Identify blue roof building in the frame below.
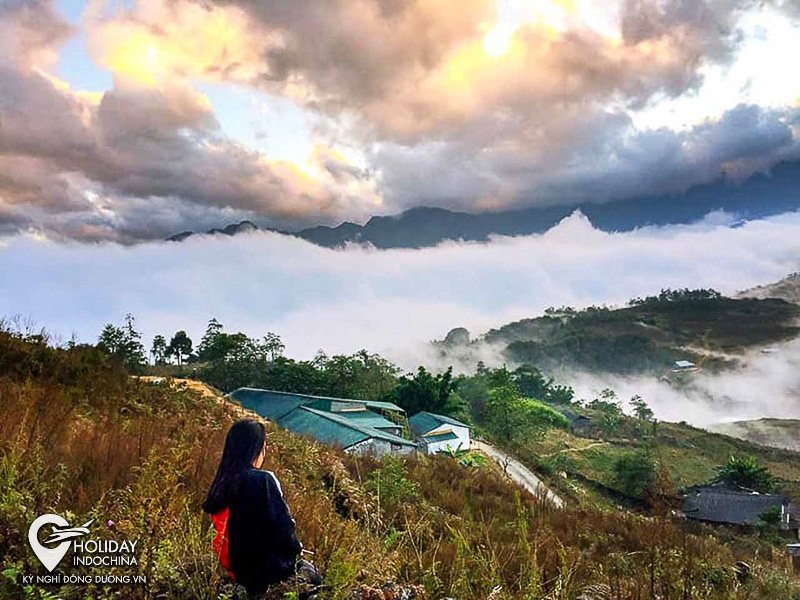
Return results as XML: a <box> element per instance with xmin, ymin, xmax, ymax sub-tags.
<box><xmin>228</xmin><ymin>388</ymin><xmax>415</xmax><ymax>456</ymax></box>
<box><xmin>409</xmin><ymin>411</ymin><xmax>471</xmax><ymax>454</ymax></box>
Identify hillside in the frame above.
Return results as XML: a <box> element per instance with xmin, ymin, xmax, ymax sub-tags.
<box><xmin>711</xmin><ymin>419</ymin><xmax>800</xmax><ymax>452</ymax></box>
<box><xmin>738</xmin><ymin>273</ymin><xmax>800</xmax><ymax>305</ymax></box>
<box><xmin>448</xmin><ymin>292</ymin><xmax>800</xmax><ymax>374</ymax></box>
<box><xmin>166</xmin><ymin>160</ymin><xmax>800</xmax><ymax>248</ymax></box>
<box><xmin>518</xmin><ymin>413</ymin><xmax>800</xmax><ymax>508</ymax></box>
<box><xmin>2</xmin><ymin>328</ymin><xmax>799</xmax><ymax>598</ymax></box>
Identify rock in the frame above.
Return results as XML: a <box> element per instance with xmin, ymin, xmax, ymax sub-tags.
<box><xmin>443</xmin><ymin>327</ymin><xmax>470</xmax><ymax>346</ymax></box>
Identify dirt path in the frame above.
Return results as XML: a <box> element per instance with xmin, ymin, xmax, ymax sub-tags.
<box><xmin>472</xmin><ymin>440</ymin><xmax>564</xmax><ymax>508</ymax></box>
<box><xmin>133</xmin><ymin>376</ymin><xmax>256</xmax><ymax>419</ymax></box>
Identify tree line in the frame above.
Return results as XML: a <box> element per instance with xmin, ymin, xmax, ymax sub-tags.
<box><xmin>94</xmin><ymin>315</ymin><xmax>582</xmax><ymax>435</ymax></box>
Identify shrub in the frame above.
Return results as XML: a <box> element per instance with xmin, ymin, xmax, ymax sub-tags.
<box><xmin>613</xmin><ymin>450</ymin><xmax>656</xmax><ymax>499</ymax></box>
<box><xmin>715</xmin><ymin>456</ymin><xmax>776</xmax><ymax>493</ymax></box>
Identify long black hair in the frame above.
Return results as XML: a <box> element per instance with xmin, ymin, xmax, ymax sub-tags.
<box><xmin>202</xmin><ymin>419</ymin><xmax>266</xmax><ymax>514</ymax></box>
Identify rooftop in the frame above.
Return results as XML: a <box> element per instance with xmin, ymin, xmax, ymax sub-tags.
<box><xmin>277</xmin><ymin>406</ymin><xmax>416</xmax><ymax>450</ymax></box>
<box><xmin>409</xmin><ymin>411</ymin><xmax>470</xmax><ymax>436</ymax></box>
<box><xmin>422</xmin><ymin>431</ymin><xmax>459</xmax><ymax>444</ymax></box>
<box><xmin>228</xmin><ymin>387</ymin><xmax>405</xmax><ymax>421</ymax></box>
<box><xmin>336</xmin><ymin>408</ymin><xmax>402</xmax><ymax>431</ymax></box>
<box><xmin>682</xmin><ymin>486</ymin><xmax>790</xmax><ymax>526</ymax></box>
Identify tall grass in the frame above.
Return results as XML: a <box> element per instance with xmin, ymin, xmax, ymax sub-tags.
<box><xmin>0</xmin><ymin>329</ymin><xmax>798</xmax><ymax>599</ymax></box>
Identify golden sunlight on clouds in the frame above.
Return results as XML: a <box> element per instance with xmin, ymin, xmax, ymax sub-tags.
<box><xmin>482</xmin><ymin>0</ymin><xmax>577</xmax><ymax>58</ymax></box>
<box><xmin>89</xmin><ymin>0</ymin><xmax>263</xmax><ymax>87</ymax></box>
<box><xmin>103</xmin><ymin>31</ymin><xmax>163</xmax><ymax>86</ymax></box>
<box><xmin>482</xmin><ymin>23</ymin><xmax>517</xmax><ymax>57</ymax></box>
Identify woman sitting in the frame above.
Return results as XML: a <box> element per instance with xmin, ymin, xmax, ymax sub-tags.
<box><xmin>203</xmin><ymin>419</ymin><xmax>320</xmax><ymax>596</ymax></box>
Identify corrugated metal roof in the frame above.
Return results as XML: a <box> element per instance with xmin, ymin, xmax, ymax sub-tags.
<box><xmin>409</xmin><ymin>411</ymin><xmax>469</xmax><ymax>435</ymax></box>
<box><xmin>277</xmin><ymin>406</ymin><xmax>416</xmax><ymax>449</ymax></box>
<box><xmin>228</xmin><ymin>388</ymin><xmax>404</xmax><ymax>417</ymax></box>
<box><xmin>423</xmin><ymin>431</ymin><xmax>458</xmax><ymax>443</ymax></box>
<box><xmin>338</xmin><ymin>409</ymin><xmax>402</xmax><ymax>431</ymax></box>
<box><xmin>682</xmin><ymin>486</ymin><xmax>789</xmax><ymax>526</ymax></box>
<box><xmin>277</xmin><ymin>407</ymin><xmax>371</xmax><ymax>449</ymax></box>
<box><xmin>228</xmin><ymin>388</ymin><xmax>309</xmax><ymax>420</ymax></box>
<box><xmin>363</xmin><ymin>399</ymin><xmax>407</xmax><ymax>412</ymax></box>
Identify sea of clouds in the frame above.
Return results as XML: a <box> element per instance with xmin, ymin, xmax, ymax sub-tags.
<box><xmin>2</xmin><ymin>210</ymin><xmax>800</xmax><ymax>425</ymax></box>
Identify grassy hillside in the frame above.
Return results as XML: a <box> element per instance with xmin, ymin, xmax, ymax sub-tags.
<box><xmin>1</xmin><ymin>329</ymin><xmax>799</xmax><ymax>599</ymax></box>
<box><xmin>517</xmin><ymin>416</ymin><xmax>800</xmax><ymax>508</ymax></box>
<box><xmin>482</xmin><ymin>293</ymin><xmax>800</xmax><ymax>374</ymax></box>
<box><xmin>711</xmin><ymin>419</ymin><xmax>800</xmax><ymax>453</ymax></box>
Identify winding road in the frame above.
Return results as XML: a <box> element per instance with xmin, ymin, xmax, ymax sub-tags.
<box><xmin>472</xmin><ymin>440</ymin><xmax>564</xmax><ymax>508</ymax></box>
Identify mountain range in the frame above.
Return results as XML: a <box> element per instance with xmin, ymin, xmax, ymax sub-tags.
<box><xmin>168</xmin><ymin>159</ymin><xmax>800</xmax><ymax>248</ymax></box>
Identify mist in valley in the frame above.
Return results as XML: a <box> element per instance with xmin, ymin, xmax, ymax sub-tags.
<box><xmin>2</xmin><ymin>210</ymin><xmax>800</xmax><ymax>429</ymax></box>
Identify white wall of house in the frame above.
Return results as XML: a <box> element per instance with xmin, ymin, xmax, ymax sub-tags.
<box><xmin>423</xmin><ymin>424</ymin><xmax>470</xmax><ymax>454</ymax></box>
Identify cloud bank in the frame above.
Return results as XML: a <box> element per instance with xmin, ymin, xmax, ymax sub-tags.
<box><xmin>1</xmin><ymin>210</ymin><xmax>798</xmax><ymax>356</ymax></box>
<box><xmin>567</xmin><ymin>339</ymin><xmax>800</xmax><ymax>427</ymax></box>
<box><xmin>3</xmin><ymin>210</ymin><xmax>800</xmax><ymax>426</ymax></box>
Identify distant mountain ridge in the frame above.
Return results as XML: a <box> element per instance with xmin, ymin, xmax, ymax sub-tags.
<box><xmin>168</xmin><ymin>160</ymin><xmax>800</xmax><ymax>248</ymax></box>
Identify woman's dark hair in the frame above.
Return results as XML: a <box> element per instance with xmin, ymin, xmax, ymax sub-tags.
<box><xmin>202</xmin><ymin>419</ymin><xmax>266</xmax><ymax>514</ymax></box>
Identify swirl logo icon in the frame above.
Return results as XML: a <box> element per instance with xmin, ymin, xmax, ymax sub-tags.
<box><xmin>28</xmin><ymin>514</ymin><xmax>94</xmax><ymax>572</ymax></box>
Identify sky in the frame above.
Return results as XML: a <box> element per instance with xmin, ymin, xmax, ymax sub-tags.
<box><xmin>1</xmin><ymin>0</ymin><xmax>800</xmax><ymax>241</ymax></box>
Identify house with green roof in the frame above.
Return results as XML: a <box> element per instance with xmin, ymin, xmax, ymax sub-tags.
<box><xmin>227</xmin><ymin>388</ymin><xmax>415</xmax><ymax>456</ymax></box>
<box><xmin>278</xmin><ymin>406</ymin><xmax>416</xmax><ymax>455</ymax></box>
<box><xmin>409</xmin><ymin>411</ymin><xmax>471</xmax><ymax>454</ymax></box>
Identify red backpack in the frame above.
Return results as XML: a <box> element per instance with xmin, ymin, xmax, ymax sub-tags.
<box><xmin>211</xmin><ymin>508</ymin><xmax>234</xmax><ymax>579</ymax></box>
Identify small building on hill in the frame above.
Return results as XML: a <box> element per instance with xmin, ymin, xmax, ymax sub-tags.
<box><xmin>672</xmin><ymin>360</ymin><xmax>697</xmax><ymax>372</ymax></box>
<box><xmin>228</xmin><ymin>388</ymin><xmax>414</xmax><ymax>456</ymax></box>
<box><xmin>557</xmin><ymin>408</ymin><xmax>595</xmax><ymax>436</ymax></box>
<box><xmin>681</xmin><ymin>485</ymin><xmax>798</xmax><ymax>533</ymax></box>
<box><xmin>409</xmin><ymin>411</ymin><xmax>471</xmax><ymax>454</ymax></box>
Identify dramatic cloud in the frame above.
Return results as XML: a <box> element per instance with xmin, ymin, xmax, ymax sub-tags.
<box><xmin>1</xmin><ymin>0</ymin><xmax>800</xmax><ymax>238</ymax></box>
<box><xmin>0</xmin><ymin>0</ymin><xmax>383</xmax><ymax>241</ymax></box>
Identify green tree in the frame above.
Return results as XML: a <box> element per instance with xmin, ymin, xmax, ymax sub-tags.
<box><xmin>715</xmin><ymin>456</ymin><xmax>775</xmax><ymax>493</ymax></box>
<box><xmin>455</xmin><ymin>373</ymin><xmax>491</xmax><ymax>422</ymax></box>
<box><xmin>392</xmin><ymin>366</ymin><xmax>455</xmax><ymax>415</ymax></box>
<box><xmin>486</xmin><ymin>385</ymin><xmax>568</xmax><ymax>443</ymax></box>
<box><xmin>512</xmin><ymin>364</ymin><xmax>575</xmax><ymax>404</ymax></box>
<box><xmin>97</xmin><ymin>314</ymin><xmax>146</xmax><ymax>373</ymax></box>
<box><xmin>588</xmin><ymin>389</ymin><xmax>623</xmax><ymax>436</ymax></box>
<box><xmin>321</xmin><ymin>350</ymin><xmax>399</xmax><ymax>400</ymax></box>
<box><xmin>150</xmin><ymin>334</ymin><xmax>168</xmax><ymax>365</ymax></box>
<box><xmin>613</xmin><ymin>450</ymin><xmax>656</xmax><ymax>499</ymax></box>
<box><xmin>262</xmin><ymin>332</ymin><xmax>285</xmax><ymax>361</ymax></box>
<box><xmin>630</xmin><ymin>395</ymin><xmax>654</xmax><ymax>421</ymax></box>
<box><xmin>196</xmin><ymin>318</ymin><xmax>224</xmax><ymax>362</ymax></box>
<box><xmin>167</xmin><ymin>331</ymin><xmax>193</xmax><ymax>367</ymax></box>
<box><xmin>512</xmin><ymin>365</ymin><xmax>550</xmax><ymax>399</ymax></box>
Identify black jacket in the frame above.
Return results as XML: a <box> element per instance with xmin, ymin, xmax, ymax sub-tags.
<box><xmin>213</xmin><ymin>468</ymin><xmax>302</xmax><ymax>593</ymax></box>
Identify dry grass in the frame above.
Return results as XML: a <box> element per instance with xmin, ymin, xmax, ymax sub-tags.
<box><xmin>1</xmin><ymin>330</ymin><xmax>798</xmax><ymax>599</ymax></box>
